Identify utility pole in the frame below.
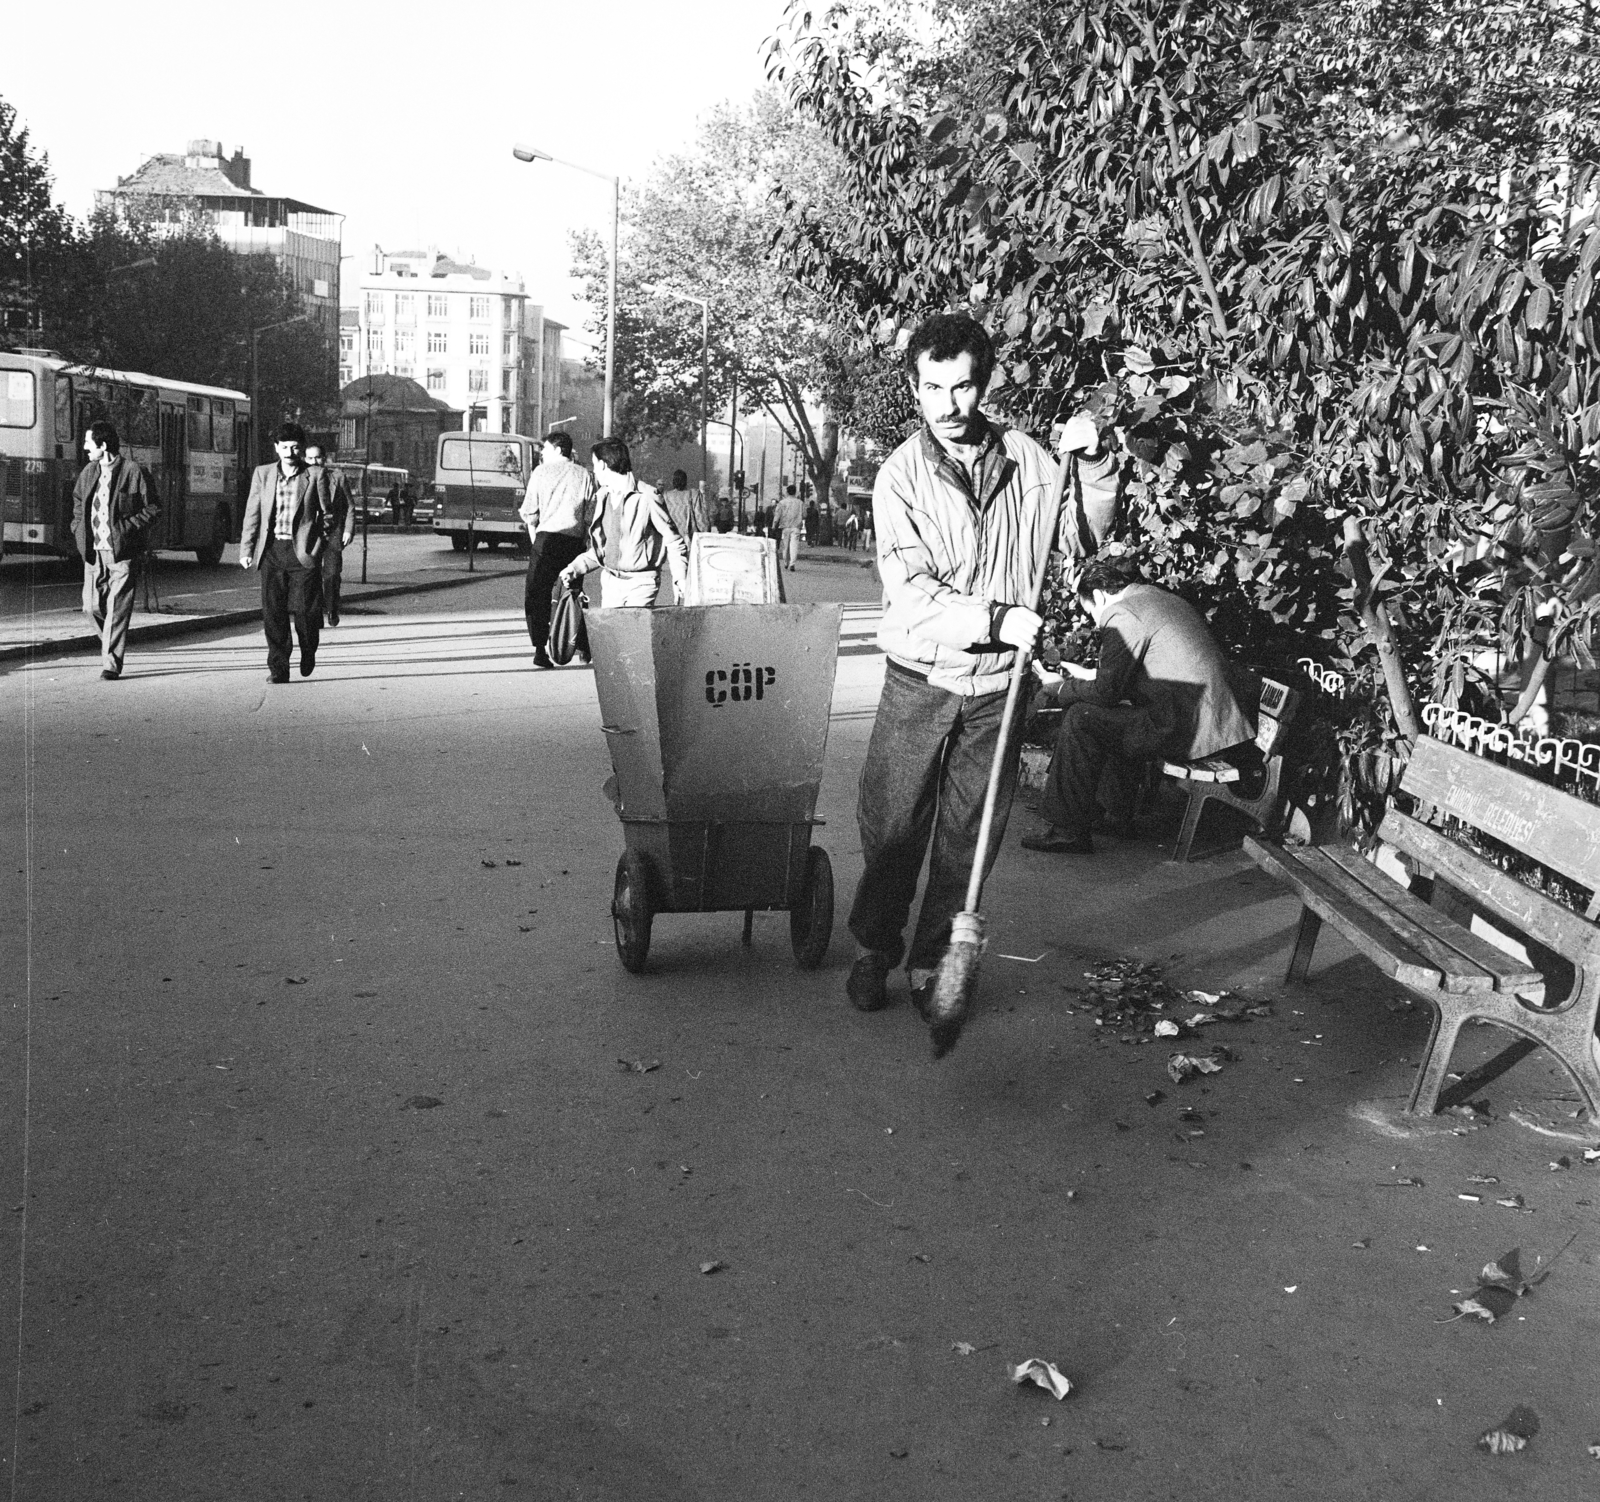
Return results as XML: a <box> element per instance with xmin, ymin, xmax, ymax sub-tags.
<box><xmin>729</xmin><ymin>366</ymin><xmax>740</xmax><ymax>531</ymax></box>
<box><xmin>360</xmin><ymin>382</ymin><xmax>378</xmax><ymax>583</ymax></box>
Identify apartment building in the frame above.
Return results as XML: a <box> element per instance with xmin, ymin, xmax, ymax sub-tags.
<box><xmin>342</xmin><ymin>249</ymin><xmax>563</xmax><ymax>438</ymax></box>
<box><xmin>98</xmin><ymin>140</ymin><xmax>341</xmax><ymax>336</ymax></box>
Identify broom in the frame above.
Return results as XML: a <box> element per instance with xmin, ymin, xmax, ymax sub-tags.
<box><xmin>926</xmin><ymin>458</ymin><xmax>1072</xmax><ymax>1060</ymax></box>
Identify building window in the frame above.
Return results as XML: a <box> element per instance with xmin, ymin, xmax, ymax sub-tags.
<box><xmin>394</xmin><ymin>293</ymin><xmax>415</xmax><ymax>324</ymax></box>
<box><xmin>339</xmin><ymin>366</ymin><xmax>352</xmax><ymax>386</ymax></box>
<box><xmin>501</xmin><ymin>369</ymin><xmax>515</xmax><ymax>398</ymax></box>
<box><xmin>468</xmin><ymin>369</ymin><xmax>489</xmax><ymax>393</ymax></box>
<box><xmin>366</xmin><ymin>329</ymin><xmax>384</xmax><ymax>357</ymax></box>
<box><xmin>502</xmin><ymin>331</ymin><xmax>516</xmax><ymax>357</ymax></box>
<box><xmin>427</xmin><ymin>330</ymin><xmax>447</xmax><ymax>354</ymax></box>
<box><xmin>364</xmin><ymin>292</ymin><xmax>385</xmax><ymax>322</ymax></box>
<box><xmin>427</xmin><ymin>293</ymin><xmax>448</xmax><ymax>319</ymax></box>
<box><xmin>469</xmin><ymin>296</ymin><xmax>491</xmax><ymax>320</ymax></box>
<box><xmin>395</xmin><ymin>330</ymin><xmax>415</xmax><ymax>356</ymax></box>
<box><xmin>469</xmin><ymin>333</ymin><xmax>489</xmax><ymax>356</ymax></box>
<box><xmin>339</xmin><ymin>332</ymin><xmax>354</xmax><ymax>358</ymax></box>
<box><xmin>394</xmin><ymin>364</ymin><xmax>415</xmax><ymax>378</ymax></box>
<box><xmin>426</xmin><ymin>368</ymin><xmax>446</xmax><ymax>391</ymax></box>
<box><xmin>381</xmin><ymin>440</ymin><xmax>396</xmax><ymax>464</ymax></box>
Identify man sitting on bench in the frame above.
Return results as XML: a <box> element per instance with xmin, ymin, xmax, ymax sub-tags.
<box><xmin>1024</xmin><ymin>556</ymin><xmax>1253</xmax><ymax>854</ymax></box>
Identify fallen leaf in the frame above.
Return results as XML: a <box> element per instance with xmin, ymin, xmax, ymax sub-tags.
<box><xmin>888</xmin><ymin>1447</ymin><xmax>908</xmax><ymax>1459</ymax></box>
<box><xmin>481</xmin><ymin>860</ymin><xmax>497</xmax><ymax>868</ymax></box>
<box><xmin>505</xmin><ymin>859</ymin><xmax>522</xmax><ymax>866</ymax></box>
<box><xmin>615</xmin><ymin>1058</ymin><xmax>661</xmax><ymax>1074</ymax></box>
<box><xmin>1481</xmin><ymin>1250</ymin><xmax>1528</xmax><ymax>1295</ymax></box>
<box><xmin>1587</xmin><ymin>1442</ymin><xmax>1600</xmax><ymax>1459</ymax></box>
<box><xmin>1467</xmin><ymin>1175</ymin><xmax>1500</xmax><ymax>1185</ymax></box>
<box><xmin>699</xmin><ymin>1260</ymin><xmax>725</xmax><ymax>1275</ymax></box>
<box><xmin>1478</xmin><ymin>1405</ymin><xmax>1539</xmax><ymax>1454</ymax></box>
<box><xmin>1167</xmin><ymin>1051</ymin><xmax>1225</xmax><ymax>1083</ymax></box>
<box><xmin>952</xmin><ymin>1341</ymin><xmax>976</xmax><ymax>1356</ymax></box>
<box><xmin>1378</xmin><ymin>1177</ymin><xmax>1424</xmax><ymax>1187</ymax></box>
<box><xmin>1188</xmin><ymin>989</ymin><xmax>1223</xmax><ymax>1005</ymax></box>
<box><xmin>1583</xmin><ymin>1147</ymin><xmax>1600</xmax><ymax>1163</ymax></box>
<box><xmin>285</xmin><ymin>976</ymin><xmax>308</xmax><ymax>985</ymax></box>
<box><xmin>403</xmin><ymin>1096</ymin><xmax>443</xmax><ymax>1110</ymax></box>
<box><xmin>1154</xmin><ymin>1019</ymin><xmax>1180</xmax><ymax>1038</ymax></box>
<box><xmin>1010</xmin><ymin>1358</ymin><xmax>1072</xmax><ymax>1401</ymax></box>
<box><xmin>1283</xmin><ymin>1285</ymin><xmax>1298</xmax><ymax>1293</ymax></box>
<box><xmin>1549</xmin><ymin>1157</ymin><xmax>1572</xmax><ymax>1171</ymax></box>
<box><xmin>1145</xmin><ymin>1091</ymin><xmax>1165</xmax><ymax>1106</ymax></box>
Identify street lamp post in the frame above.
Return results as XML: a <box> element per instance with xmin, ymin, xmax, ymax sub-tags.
<box><xmin>512</xmin><ymin>144</ymin><xmax>618</xmax><ymax>438</ymax></box>
<box><xmin>644</xmin><ymin>283</ymin><xmax>710</xmax><ymax>502</ymax></box>
<box><xmin>250</xmin><ymin>314</ymin><xmax>312</xmax><ymax>466</ymax></box>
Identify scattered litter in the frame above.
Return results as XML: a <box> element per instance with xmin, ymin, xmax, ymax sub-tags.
<box><xmin>1587</xmin><ymin>1443</ymin><xmax>1600</xmax><ymax>1460</ymax></box>
<box><xmin>1064</xmin><ymin>959</ymin><xmax>1269</xmax><ymax>1040</ymax></box>
<box><xmin>1467</xmin><ymin>1175</ymin><xmax>1500</xmax><ymax>1185</ymax></box>
<box><xmin>1167</xmin><ymin>1048</ymin><xmax>1228</xmax><ymax>1083</ymax></box>
<box><xmin>1584</xmin><ymin>1147</ymin><xmax>1600</xmax><ymax>1163</ymax></box>
<box><xmin>615</xmin><ymin>1058</ymin><xmax>661</xmax><ymax>1074</ymax></box>
<box><xmin>1415</xmin><ymin>1245</ymin><xmax>1430</xmax><ymax>1252</ymax></box>
<box><xmin>1459</xmin><ymin>1193</ymin><xmax>1482</xmax><ymax>1203</ymax></box>
<box><xmin>889</xmin><ymin>1446</ymin><xmax>909</xmax><ymax>1459</ymax></box>
<box><xmin>1283</xmin><ymin>1285</ymin><xmax>1298</xmax><ymax>1293</ymax></box>
<box><xmin>285</xmin><ymin>976</ymin><xmax>308</xmax><ymax>985</ymax></box>
<box><xmin>699</xmin><ymin>1260</ymin><xmax>726</xmax><ymax>1275</ymax></box>
<box><xmin>481</xmin><ymin>860</ymin><xmax>497</xmax><ymax>868</ymax></box>
<box><xmin>1442</xmin><ymin>1249</ymin><xmax>1530</xmax><ymax>1323</ymax></box>
<box><xmin>1496</xmin><ymin>1195</ymin><xmax>1533</xmax><ymax>1213</ymax></box>
<box><xmin>1352</xmin><ymin>1238</ymin><xmax>1370</xmax><ymax>1249</ymax></box>
<box><xmin>403</xmin><ymin>1096</ymin><xmax>443</xmax><ymax>1110</ymax></box>
<box><xmin>1378</xmin><ymin>1177</ymin><xmax>1424</xmax><ymax>1188</ymax></box>
<box><xmin>1145</xmin><ymin>1091</ymin><xmax>1165</xmax><ymax>1106</ymax></box>
<box><xmin>505</xmin><ymin>859</ymin><xmax>522</xmax><ymax>867</ymax></box>
<box><xmin>1549</xmin><ymin>1157</ymin><xmax>1572</xmax><ymax>1171</ymax></box>
<box><xmin>1010</xmin><ymin>1358</ymin><xmax>1072</xmax><ymax>1401</ymax></box>
<box><xmin>952</xmin><ymin>1341</ymin><xmax>977</xmax><ymax>1356</ymax></box>
<box><xmin>998</xmin><ymin>952</ymin><xmax>1047</xmax><ymax>963</ymax></box>
<box><xmin>1477</xmin><ymin>1406</ymin><xmax>1539</xmax><ymax>1455</ymax></box>
<box><xmin>1184</xmin><ymin>1012</ymin><xmax>1219</xmax><ymax>1028</ymax></box>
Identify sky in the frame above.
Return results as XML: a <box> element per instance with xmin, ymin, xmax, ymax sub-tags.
<box><xmin>3</xmin><ymin>0</ymin><xmax>785</xmax><ymax>348</ymax></box>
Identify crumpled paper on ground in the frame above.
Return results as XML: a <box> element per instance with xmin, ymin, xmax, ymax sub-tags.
<box><xmin>1010</xmin><ymin>1358</ymin><xmax>1072</xmax><ymax>1400</ymax></box>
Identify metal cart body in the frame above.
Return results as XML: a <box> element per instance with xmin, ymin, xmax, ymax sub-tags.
<box><xmin>587</xmin><ymin>602</ymin><xmax>843</xmax><ymax>969</ymax></box>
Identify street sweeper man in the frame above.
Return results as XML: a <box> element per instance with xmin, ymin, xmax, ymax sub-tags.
<box><xmin>845</xmin><ymin>311</ymin><xmax>1120</xmax><ymax>1021</ymax></box>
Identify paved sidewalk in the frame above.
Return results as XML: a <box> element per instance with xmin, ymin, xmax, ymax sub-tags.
<box><xmin>0</xmin><ymin>534</ymin><xmax>524</xmax><ymax>664</ymax></box>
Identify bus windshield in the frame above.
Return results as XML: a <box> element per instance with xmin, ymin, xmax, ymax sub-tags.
<box><xmin>438</xmin><ymin>436</ymin><xmax>529</xmax><ymax>482</ymax></box>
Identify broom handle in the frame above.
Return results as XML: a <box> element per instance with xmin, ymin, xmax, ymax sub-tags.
<box><xmin>959</xmin><ymin>456</ymin><xmax>1072</xmax><ymax>913</ymax></box>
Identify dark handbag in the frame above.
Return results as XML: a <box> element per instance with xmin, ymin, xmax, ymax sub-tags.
<box><xmin>548</xmin><ymin>582</ymin><xmax>590</xmax><ymax>665</ymax></box>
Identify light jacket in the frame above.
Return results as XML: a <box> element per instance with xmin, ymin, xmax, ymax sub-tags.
<box><xmin>239</xmin><ymin>463</ymin><xmax>333</xmax><ymax>569</ymax></box>
<box><xmin>872</xmin><ymin>420</ymin><xmax>1119</xmax><ymax>695</ymax></box>
<box><xmin>570</xmin><ymin>479</ymin><xmax>690</xmax><ymax>591</ymax></box>
<box><xmin>70</xmin><ymin>456</ymin><xmax>161</xmax><ymax>562</ymax></box>
<box><xmin>520</xmin><ymin>454</ymin><xmax>596</xmax><ymax>539</ymax></box>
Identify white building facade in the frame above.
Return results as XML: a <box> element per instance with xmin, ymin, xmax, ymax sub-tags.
<box><xmin>342</xmin><ymin>249</ymin><xmax>563</xmax><ymax>437</ymax></box>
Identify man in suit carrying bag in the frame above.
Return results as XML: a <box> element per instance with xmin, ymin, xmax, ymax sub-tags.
<box><xmin>239</xmin><ymin>422</ymin><xmax>330</xmax><ymax>683</ymax></box>
<box><xmin>304</xmin><ymin>442</ymin><xmax>355</xmax><ymax>626</ymax></box>
<box><xmin>71</xmin><ymin>419</ymin><xmax>162</xmax><ymax>680</ymax></box>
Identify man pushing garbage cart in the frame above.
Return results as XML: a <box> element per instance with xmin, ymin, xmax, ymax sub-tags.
<box><xmin>845</xmin><ymin>312</ymin><xmax>1120</xmax><ymax>1024</ymax></box>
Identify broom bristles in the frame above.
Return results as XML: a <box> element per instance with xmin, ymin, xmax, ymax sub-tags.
<box><xmin>927</xmin><ymin>910</ymin><xmax>986</xmax><ymax>1059</ymax></box>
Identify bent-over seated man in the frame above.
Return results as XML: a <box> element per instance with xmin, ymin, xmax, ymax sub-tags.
<box><xmin>1024</xmin><ymin>556</ymin><xmax>1252</xmax><ymax>854</ymax></box>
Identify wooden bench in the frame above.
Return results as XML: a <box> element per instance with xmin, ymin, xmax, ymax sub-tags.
<box><xmin>1245</xmin><ymin>735</ymin><xmax>1600</xmax><ymax>1121</ymax></box>
<box><xmin>1166</xmin><ymin>676</ymin><xmax>1301</xmax><ymax>862</ymax></box>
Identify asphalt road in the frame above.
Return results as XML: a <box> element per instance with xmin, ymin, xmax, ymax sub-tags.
<box><xmin>3</xmin><ymin>566</ymin><xmax>1598</xmax><ymax>1500</ymax></box>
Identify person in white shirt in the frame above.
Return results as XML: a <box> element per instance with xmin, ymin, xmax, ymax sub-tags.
<box><xmin>520</xmin><ymin>430</ymin><xmax>598</xmax><ymax>667</ymax></box>
<box><xmin>560</xmin><ymin>438</ymin><xmax>689</xmax><ymax>607</ymax></box>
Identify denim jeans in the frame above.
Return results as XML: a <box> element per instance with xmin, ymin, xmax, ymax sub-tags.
<box><xmin>847</xmin><ymin>662</ymin><xmax>1029</xmax><ymax>972</ymax></box>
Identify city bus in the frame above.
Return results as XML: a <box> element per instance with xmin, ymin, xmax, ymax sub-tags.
<box><xmin>333</xmin><ymin>461</ymin><xmax>411</xmax><ymax>523</ymax></box>
<box><xmin>432</xmin><ymin>431</ymin><xmax>534</xmax><ymax>552</ymax></box>
<box><xmin>0</xmin><ymin>349</ymin><xmax>250</xmax><ymax>564</ymax></box>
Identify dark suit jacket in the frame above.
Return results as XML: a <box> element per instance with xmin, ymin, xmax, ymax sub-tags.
<box><xmin>321</xmin><ymin>469</ymin><xmax>355</xmax><ymax>550</ymax></box>
<box><xmin>240</xmin><ymin>463</ymin><xmax>331</xmax><ymax>568</ymax></box>
<box><xmin>1052</xmin><ymin>583</ymin><xmax>1253</xmax><ymax>760</ymax></box>
<box><xmin>70</xmin><ymin>456</ymin><xmax>162</xmax><ymax>562</ymax></box>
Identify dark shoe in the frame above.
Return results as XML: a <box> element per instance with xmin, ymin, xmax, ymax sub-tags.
<box><xmin>100</xmin><ymin>668</ymin><xmax>120</xmax><ymax>680</ymax></box>
<box><xmin>847</xmin><ymin>952</ymin><xmax>892</xmax><ymax>1012</ymax></box>
<box><xmin>326</xmin><ymin>615</ymin><xmax>339</xmax><ymax>627</ymax></box>
<box><xmin>532</xmin><ymin>647</ymin><xmax>554</xmax><ymax>669</ymax></box>
<box><xmin>299</xmin><ymin>653</ymin><xmax>316</xmax><ymax>678</ymax></box>
<box><xmin>268</xmin><ymin>671</ymin><xmax>289</xmax><ymax>684</ymax></box>
<box><xmin>1021</xmin><ymin>826</ymin><xmax>1095</xmax><ymax>855</ymax></box>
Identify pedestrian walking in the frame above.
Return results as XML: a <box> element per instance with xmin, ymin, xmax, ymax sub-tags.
<box><xmin>520</xmin><ymin>430</ymin><xmax>599</xmax><ymax>668</ymax></box>
<box><xmin>560</xmin><ymin>437</ymin><xmax>689</xmax><ymax>607</ymax></box>
<box><xmin>843</xmin><ymin>510</ymin><xmax>860</xmax><ymax>551</ymax></box>
<box><xmin>305</xmin><ymin>443</ymin><xmax>354</xmax><ymax>627</ymax></box>
<box><xmin>805</xmin><ymin>498</ymin><xmax>820</xmax><ymax>545</ymax></box>
<box><xmin>387</xmin><ymin>483</ymin><xmax>402</xmax><ymax>529</ymax></box>
<box><xmin>70</xmin><ymin>420</ymin><xmax>161</xmax><ymax>680</ymax></box>
<box><xmin>844</xmin><ymin>311</ymin><xmax>1119</xmax><ymax>1016</ymax></box>
<box><xmin>661</xmin><ymin>468</ymin><xmax>707</xmax><ymax>542</ymax></box>
<box><xmin>713</xmin><ymin>492</ymin><xmax>734</xmax><ymax>534</ymax></box>
<box><xmin>774</xmin><ymin>483</ymin><xmax>805</xmax><ymax>572</ymax></box>
<box><xmin>239</xmin><ymin>422</ymin><xmax>332</xmax><ymax>683</ymax></box>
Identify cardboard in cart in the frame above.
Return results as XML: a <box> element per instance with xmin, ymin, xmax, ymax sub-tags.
<box><xmin>587</xmin><ymin>604</ymin><xmax>842</xmax><ymax>823</ymax></box>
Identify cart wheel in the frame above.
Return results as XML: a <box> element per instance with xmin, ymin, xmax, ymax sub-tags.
<box><xmin>789</xmin><ymin>846</ymin><xmax>834</xmax><ymax>969</ymax></box>
<box><xmin>612</xmin><ymin>851</ymin><xmax>653</xmax><ymax>973</ymax></box>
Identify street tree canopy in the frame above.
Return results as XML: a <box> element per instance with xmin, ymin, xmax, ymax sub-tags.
<box><xmin>770</xmin><ymin>0</ymin><xmax>1600</xmax><ymax>821</ymax></box>
<box><xmin>571</xmin><ymin>88</ymin><xmax>885</xmax><ymax>500</ymax></box>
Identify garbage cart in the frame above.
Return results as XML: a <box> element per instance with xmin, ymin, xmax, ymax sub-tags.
<box><xmin>586</xmin><ymin>602</ymin><xmax>843</xmax><ymax>973</ymax></box>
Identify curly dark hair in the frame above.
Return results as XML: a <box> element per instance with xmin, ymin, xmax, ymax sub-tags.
<box><xmin>902</xmin><ymin>312</ymin><xmax>995</xmax><ymax>391</ymax></box>
<box><xmin>1075</xmin><ymin>554</ymin><xmax>1143</xmax><ymax>600</ymax></box>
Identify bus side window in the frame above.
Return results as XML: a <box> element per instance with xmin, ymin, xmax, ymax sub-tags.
<box><xmin>187</xmin><ymin>396</ymin><xmax>211</xmax><ymax>451</ymax></box>
<box><xmin>54</xmin><ymin>375</ymin><xmax>71</xmax><ymax>458</ymax></box>
<box><xmin>212</xmin><ymin>399</ymin><xmax>235</xmax><ymax>453</ymax></box>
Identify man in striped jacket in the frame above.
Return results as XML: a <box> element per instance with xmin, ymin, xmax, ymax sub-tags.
<box><xmin>846</xmin><ymin>312</ymin><xmax>1119</xmax><ymax>1017</ymax></box>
